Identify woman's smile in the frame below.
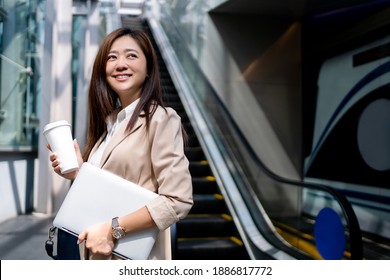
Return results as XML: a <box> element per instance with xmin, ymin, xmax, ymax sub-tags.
<box><xmin>114</xmin><ymin>74</ymin><xmax>132</xmax><ymax>81</ymax></box>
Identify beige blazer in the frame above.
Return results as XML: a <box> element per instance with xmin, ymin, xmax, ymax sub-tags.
<box><xmin>86</xmin><ymin>106</ymin><xmax>193</xmax><ymax>260</ymax></box>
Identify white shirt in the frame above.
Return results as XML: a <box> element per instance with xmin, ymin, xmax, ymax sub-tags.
<box><xmin>89</xmin><ymin>99</ymin><xmax>140</xmax><ymax>166</ymax></box>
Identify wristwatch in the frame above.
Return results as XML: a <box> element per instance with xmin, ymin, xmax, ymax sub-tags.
<box><xmin>111</xmin><ymin>217</ymin><xmax>126</xmax><ymax>240</ymax></box>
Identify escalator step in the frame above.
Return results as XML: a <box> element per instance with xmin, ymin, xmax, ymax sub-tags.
<box><xmin>167</xmin><ymin>101</ymin><xmax>183</xmax><ymax>110</ymax></box>
<box><xmin>177</xmin><ymin>214</ymin><xmax>236</xmax><ymax>238</ymax></box>
<box><xmin>176</xmin><ymin>237</ymin><xmax>249</xmax><ymax>260</ymax></box>
<box><xmin>185</xmin><ymin>147</ymin><xmax>205</xmax><ymax>161</ymax></box>
<box><xmin>161</xmin><ymin>78</ymin><xmax>174</xmax><ymax>87</ymax></box>
<box><xmin>162</xmin><ymin>83</ymin><xmax>176</xmax><ymax>91</ymax></box>
<box><xmin>180</xmin><ymin>114</ymin><xmax>191</xmax><ymax>123</ymax></box>
<box><xmin>187</xmin><ymin>135</ymin><xmax>198</xmax><ymax>147</ymax></box>
<box><xmin>189</xmin><ymin>161</ymin><xmax>212</xmax><ymax>177</ymax></box>
<box><xmin>164</xmin><ymin>92</ymin><xmax>181</xmax><ymax>100</ymax></box>
<box><xmin>190</xmin><ymin>194</ymin><xmax>227</xmax><ymax>214</ymax></box>
<box><xmin>173</xmin><ymin>108</ymin><xmax>187</xmax><ymax>117</ymax></box>
<box><xmin>183</xmin><ymin>124</ymin><xmax>195</xmax><ymax>137</ymax></box>
<box><xmin>192</xmin><ymin>177</ymin><xmax>218</xmax><ymax>194</ymax></box>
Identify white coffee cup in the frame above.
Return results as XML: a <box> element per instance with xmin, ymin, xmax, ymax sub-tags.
<box><xmin>43</xmin><ymin>120</ymin><xmax>79</xmax><ymax>174</ymax></box>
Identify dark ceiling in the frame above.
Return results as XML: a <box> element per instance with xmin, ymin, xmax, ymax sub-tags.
<box><xmin>210</xmin><ymin>0</ymin><xmax>387</xmax><ymax>18</ymax></box>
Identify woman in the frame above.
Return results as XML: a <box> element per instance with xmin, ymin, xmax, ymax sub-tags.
<box><xmin>49</xmin><ymin>27</ymin><xmax>193</xmax><ymax>259</ymax></box>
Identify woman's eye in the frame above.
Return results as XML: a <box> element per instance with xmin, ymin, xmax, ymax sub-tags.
<box><xmin>107</xmin><ymin>55</ymin><xmax>116</xmax><ymax>61</ymax></box>
<box><xmin>128</xmin><ymin>53</ymin><xmax>138</xmax><ymax>59</ymax></box>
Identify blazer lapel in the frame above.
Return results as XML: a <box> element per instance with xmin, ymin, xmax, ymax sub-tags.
<box><xmin>99</xmin><ymin>117</ymin><xmax>144</xmax><ymax>168</ymax></box>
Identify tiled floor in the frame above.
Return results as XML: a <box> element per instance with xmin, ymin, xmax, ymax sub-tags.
<box><xmin>0</xmin><ymin>214</ymin><xmax>54</xmax><ymax>260</ymax></box>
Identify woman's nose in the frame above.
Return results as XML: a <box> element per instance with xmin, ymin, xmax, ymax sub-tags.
<box><xmin>115</xmin><ymin>56</ymin><xmax>128</xmax><ymax>70</ymax></box>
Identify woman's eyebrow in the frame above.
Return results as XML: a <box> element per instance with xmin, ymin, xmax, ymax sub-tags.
<box><xmin>108</xmin><ymin>48</ymin><xmax>139</xmax><ymax>54</ymax></box>
<box><xmin>124</xmin><ymin>48</ymin><xmax>139</xmax><ymax>53</ymax></box>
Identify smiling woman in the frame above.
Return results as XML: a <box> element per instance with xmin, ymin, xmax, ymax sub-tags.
<box><xmin>47</xmin><ymin>27</ymin><xmax>193</xmax><ymax>260</ymax></box>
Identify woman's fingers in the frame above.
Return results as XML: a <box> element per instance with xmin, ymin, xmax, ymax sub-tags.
<box><xmin>78</xmin><ymin>231</ymin><xmax>87</xmax><ymax>245</ymax></box>
<box><xmin>49</xmin><ymin>153</ymin><xmax>57</xmax><ymax>162</ymax></box>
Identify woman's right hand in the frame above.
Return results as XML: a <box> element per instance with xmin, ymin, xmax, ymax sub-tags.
<box><xmin>48</xmin><ymin>139</ymin><xmax>84</xmax><ymax>180</ymax></box>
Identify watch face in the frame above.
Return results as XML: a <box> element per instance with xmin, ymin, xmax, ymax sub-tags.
<box><xmin>113</xmin><ymin>228</ymin><xmax>125</xmax><ymax>240</ymax></box>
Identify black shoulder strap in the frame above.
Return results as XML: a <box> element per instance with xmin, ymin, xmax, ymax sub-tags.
<box><xmin>45</xmin><ymin>226</ymin><xmax>58</xmax><ymax>260</ymax></box>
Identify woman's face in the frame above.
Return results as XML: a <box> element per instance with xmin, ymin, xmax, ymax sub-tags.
<box><xmin>106</xmin><ymin>35</ymin><xmax>148</xmax><ymax>107</ymax></box>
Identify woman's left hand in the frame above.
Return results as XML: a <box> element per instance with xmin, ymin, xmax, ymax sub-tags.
<box><xmin>78</xmin><ymin>221</ymin><xmax>115</xmax><ymax>256</ymax></box>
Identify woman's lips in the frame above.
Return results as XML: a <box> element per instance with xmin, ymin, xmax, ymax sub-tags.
<box><xmin>114</xmin><ymin>74</ymin><xmax>132</xmax><ymax>81</ymax></box>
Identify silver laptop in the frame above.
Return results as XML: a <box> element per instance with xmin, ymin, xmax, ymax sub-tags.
<box><xmin>53</xmin><ymin>162</ymin><xmax>159</xmax><ymax>260</ymax></box>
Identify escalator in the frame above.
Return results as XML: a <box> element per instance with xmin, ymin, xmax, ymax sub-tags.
<box><xmin>122</xmin><ymin>17</ymin><xmax>250</xmax><ymax>260</ymax></box>
<box><xmin>121</xmin><ymin>16</ymin><xmax>390</xmax><ymax>261</ymax></box>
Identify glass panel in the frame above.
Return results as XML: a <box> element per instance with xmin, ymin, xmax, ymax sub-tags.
<box><xmin>0</xmin><ymin>0</ymin><xmax>44</xmax><ymax>148</ymax></box>
<box><xmin>71</xmin><ymin>15</ymin><xmax>87</xmax><ymax>135</ymax></box>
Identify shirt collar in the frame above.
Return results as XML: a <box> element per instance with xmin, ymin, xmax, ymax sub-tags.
<box><xmin>107</xmin><ymin>98</ymin><xmax>140</xmax><ymax>129</ymax></box>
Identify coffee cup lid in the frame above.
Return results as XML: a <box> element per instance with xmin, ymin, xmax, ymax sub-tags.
<box><xmin>43</xmin><ymin>120</ymin><xmax>71</xmax><ymax>135</ymax></box>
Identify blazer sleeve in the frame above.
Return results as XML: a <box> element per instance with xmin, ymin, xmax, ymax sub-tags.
<box><xmin>145</xmin><ymin>107</ymin><xmax>193</xmax><ymax>231</ymax></box>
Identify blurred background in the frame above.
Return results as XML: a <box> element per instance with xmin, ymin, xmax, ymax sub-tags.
<box><xmin>0</xmin><ymin>0</ymin><xmax>389</xmax><ymax>260</ymax></box>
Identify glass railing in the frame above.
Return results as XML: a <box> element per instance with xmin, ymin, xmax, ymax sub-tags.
<box><xmin>148</xmin><ymin>3</ymin><xmax>363</xmax><ymax>260</ymax></box>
